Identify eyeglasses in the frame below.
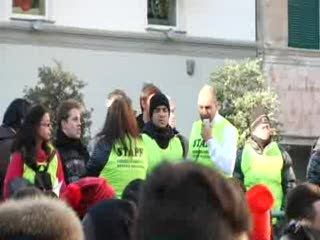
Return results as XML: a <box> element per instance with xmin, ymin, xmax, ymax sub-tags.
<box><xmin>39</xmin><ymin>123</ymin><xmax>51</xmax><ymax>128</ymax></box>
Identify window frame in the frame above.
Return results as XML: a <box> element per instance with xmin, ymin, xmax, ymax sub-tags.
<box><xmin>147</xmin><ymin>0</ymin><xmax>178</xmax><ymax>30</ymax></box>
<box><xmin>10</xmin><ymin>0</ymin><xmax>54</xmax><ymax>22</ymax></box>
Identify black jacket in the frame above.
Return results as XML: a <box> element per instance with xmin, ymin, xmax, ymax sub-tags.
<box><xmin>0</xmin><ymin>126</ymin><xmax>15</xmax><ymax>199</ymax></box>
<box><xmin>281</xmin><ymin>222</ymin><xmax>320</xmax><ymax>240</ymax></box>
<box><xmin>307</xmin><ymin>145</ymin><xmax>320</xmax><ymax>185</ymax></box>
<box><xmin>55</xmin><ymin>129</ymin><xmax>89</xmax><ymax>184</ymax></box>
<box><xmin>136</xmin><ymin>114</ymin><xmax>145</xmax><ymax>133</ymax></box>
<box><xmin>233</xmin><ymin>138</ymin><xmax>296</xmax><ymax>209</ymax></box>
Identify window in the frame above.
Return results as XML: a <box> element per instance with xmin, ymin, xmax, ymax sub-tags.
<box><xmin>12</xmin><ymin>0</ymin><xmax>50</xmax><ymax>20</ymax></box>
<box><xmin>288</xmin><ymin>0</ymin><xmax>319</xmax><ymax>49</ymax></box>
<box><xmin>148</xmin><ymin>0</ymin><xmax>176</xmax><ymax>27</ymax></box>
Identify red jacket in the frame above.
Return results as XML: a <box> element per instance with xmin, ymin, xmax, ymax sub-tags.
<box><xmin>3</xmin><ymin>148</ymin><xmax>65</xmax><ymax>199</ymax></box>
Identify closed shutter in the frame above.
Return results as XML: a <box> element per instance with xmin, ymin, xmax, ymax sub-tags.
<box><xmin>288</xmin><ymin>0</ymin><xmax>319</xmax><ymax>49</ymax></box>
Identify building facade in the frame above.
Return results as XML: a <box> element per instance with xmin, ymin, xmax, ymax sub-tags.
<box><xmin>0</xmin><ymin>0</ymin><xmax>256</xmax><ymax>139</ymax></box>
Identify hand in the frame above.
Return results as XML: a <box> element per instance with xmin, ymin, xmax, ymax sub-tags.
<box><xmin>201</xmin><ymin>125</ymin><xmax>212</xmax><ymax>142</ymax></box>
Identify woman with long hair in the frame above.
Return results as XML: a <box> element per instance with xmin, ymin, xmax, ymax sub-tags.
<box><xmin>3</xmin><ymin>104</ymin><xmax>65</xmax><ymax>199</ymax></box>
<box><xmin>87</xmin><ymin>95</ymin><xmax>149</xmax><ymax>198</ymax></box>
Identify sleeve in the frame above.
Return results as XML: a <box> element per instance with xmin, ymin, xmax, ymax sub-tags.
<box><xmin>86</xmin><ymin>139</ymin><xmax>111</xmax><ymax>177</ymax></box>
<box><xmin>281</xmin><ymin>149</ymin><xmax>296</xmax><ymax>196</ymax></box>
<box><xmin>3</xmin><ymin>152</ymin><xmax>24</xmax><ymax>199</ymax></box>
<box><xmin>206</xmin><ymin>126</ymin><xmax>237</xmax><ymax>175</ymax></box>
<box><xmin>233</xmin><ymin>149</ymin><xmax>244</xmax><ymax>182</ymax></box>
<box><xmin>306</xmin><ymin>151</ymin><xmax>320</xmax><ymax>185</ymax></box>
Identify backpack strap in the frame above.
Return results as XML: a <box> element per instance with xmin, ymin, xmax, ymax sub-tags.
<box><xmin>176</xmin><ymin>134</ymin><xmax>187</xmax><ymax>159</ymax></box>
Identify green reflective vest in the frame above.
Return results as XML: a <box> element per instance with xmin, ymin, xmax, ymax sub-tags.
<box><xmin>99</xmin><ymin>135</ymin><xmax>148</xmax><ymax>198</ymax></box>
<box><xmin>142</xmin><ymin>134</ymin><xmax>183</xmax><ymax>173</ymax></box>
<box><xmin>188</xmin><ymin>117</ymin><xmax>238</xmax><ymax>174</ymax></box>
<box><xmin>23</xmin><ymin>152</ymin><xmax>59</xmax><ymax>187</ymax></box>
<box><xmin>241</xmin><ymin>141</ymin><xmax>284</xmax><ymax>211</ymax></box>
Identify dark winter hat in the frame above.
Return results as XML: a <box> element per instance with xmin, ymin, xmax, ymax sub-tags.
<box><xmin>149</xmin><ymin>92</ymin><xmax>170</xmax><ymax>119</ymax></box>
<box><xmin>250</xmin><ymin>106</ymin><xmax>270</xmax><ymax>131</ymax></box>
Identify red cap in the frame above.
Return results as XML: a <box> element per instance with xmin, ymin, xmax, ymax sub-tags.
<box><xmin>246</xmin><ymin>184</ymin><xmax>274</xmax><ymax>240</ymax></box>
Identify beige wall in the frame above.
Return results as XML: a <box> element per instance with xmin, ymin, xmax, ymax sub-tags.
<box><xmin>259</xmin><ymin>0</ymin><xmax>320</xmax><ymax>145</ymax></box>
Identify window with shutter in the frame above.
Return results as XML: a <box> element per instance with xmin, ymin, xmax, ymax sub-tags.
<box><xmin>288</xmin><ymin>0</ymin><xmax>319</xmax><ymax>49</ymax></box>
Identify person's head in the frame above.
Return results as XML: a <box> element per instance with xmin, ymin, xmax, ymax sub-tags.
<box><xmin>57</xmin><ymin>100</ymin><xmax>83</xmax><ymax>140</ymax></box>
<box><xmin>149</xmin><ymin>92</ymin><xmax>170</xmax><ymax>129</ymax></box>
<box><xmin>11</xmin><ymin>186</ymin><xmax>43</xmax><ymax>200</ymax></box>
<box><xmin>12</xmin><ymin>104</ymin><xmax>51</xmax><ymax>168</ymax></box>
<box><xmin>250</xmin><ymin>107</ymin><xmax>271</xmax><ymax>141</ymax></box>
<box><xmin>2</xmin><ymin>98</ymin><xmax>31</xmax><ymax>131</ymax></box>
<box><xmin>136</xmin><ymin>162</ymin><xmax>251</xmax><ymax>240</ymax></box>
<box><xmin>106</xmin><ymin>89</ymin><xmax>131</xmax><ymax>109</ymax></box>
<box><xmin>0</xmin><ymin>196</ymin><xmax>84</xmax><ymax>240</ymax></box>
<box><xmin>13</xmin><ymin>104</ymin><xmax>51</xmax><ymax>149</ymax></box>
<box><xmin>83</xmin><ymin>199</ymin><xmax>137</xmax><ymax>240</ymax></box>
<box><xmin>122</xmin><ymin>179</ymin><xmax>145</xmax><ymax>207</ymax></box>
<box><xmin>197</xmin><ymin>85</ymin><xmax>218</xmax><ymax>122</ymax></box>
<box><xmin>97</xmin><ymin>97</ymin><xmax>139</xmax><ymax>146</ymax></box>
<box><xmin>139</xmin><ymin>83</ymin><xmax>160</xmax><ymax>115</ymax></box>
<box><xmin>167</xmin><ymin>95</ymin><xmax>176</xmax><ymax>129</ymax></box>
<box><xmin>285</xmin><ymin>183</ymin><xmax>320</xmax><ymax>231</ymax></box>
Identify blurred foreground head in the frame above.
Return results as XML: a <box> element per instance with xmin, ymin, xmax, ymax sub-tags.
<box><xmin>136</xmin><ymin>161</ymin><xmax>251</xmax><ymax>240</ymax></box>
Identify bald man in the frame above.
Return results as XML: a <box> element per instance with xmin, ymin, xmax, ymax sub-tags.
<box><xmin>188</xmin><ymin>85</ymin><xmax>238</xmax><ymax>176</ymax></box>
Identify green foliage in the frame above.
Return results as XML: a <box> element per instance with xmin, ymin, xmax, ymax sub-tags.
<box><xmin>210</xmin><ymin>58</ymin><xmax>281</xmax><ymax>147</ymax></box>
<box><xmin>23</xmin><ymin>61</ymin><xmax>93</xmax><ymax>145</ymax></box>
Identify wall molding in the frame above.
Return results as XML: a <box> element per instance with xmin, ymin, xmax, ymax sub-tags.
<box><xmin>263</xmin><ymin>47</ymin><xmax>320</xmax><ymax>67</ymax></box>
<box><xmin>0</xmin><ymin>21</ymin><xmax>257</xmax><ymax>58</ymax></box>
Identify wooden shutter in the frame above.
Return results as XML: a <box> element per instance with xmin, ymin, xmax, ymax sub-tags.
<box><xmin>288</xmin><ymin>0</ymin><xmax>319</xmax><ymax>49</ymax></box>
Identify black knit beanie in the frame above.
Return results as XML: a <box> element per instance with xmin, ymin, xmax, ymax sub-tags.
<box><xmin>149</xmin><ymin>93</ymin><xmax>170</xmax><ymax>119</ymax></box>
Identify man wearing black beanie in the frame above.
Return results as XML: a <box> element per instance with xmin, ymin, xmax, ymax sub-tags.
<box><xmin>142</xmin><ymin>93</ymin><xmax>186</xmax><ymax>172</ymax></box>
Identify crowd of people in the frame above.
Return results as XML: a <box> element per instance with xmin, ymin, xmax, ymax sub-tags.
<box><xmin>0</xmin><ymin>83</ymin><xmax>320</xmax><ymax>240</ymax></box>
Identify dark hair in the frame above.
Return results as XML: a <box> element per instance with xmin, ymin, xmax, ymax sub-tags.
<box><xmin>97</xmin><ymin>97</ymin><xmax>139</xmax><ymax>147</ymax></box>
<box><xmin>12</xmin><ymin>104</ymin><xmax>51</xmax><ymax>169</ymax></box>
<box><xmin>11</xmin><ymin>186</ymin><xmax>43</xmax><ymax>200</ymax></box>
<box><xmin>122</xmin><ymin>179</ymin><xmax>145</xmax><ymax>207</ymax></box>
<box><xmin>285</xmin><ymin>182</ymin><xmax>320</xmax><ymax>221</ymax></box>
<box><xmin>136</xmin><ymin>162</ymin><xmax>251</xmax><ymax>240</ymax></box>
<box><xmin>139</xmin><ymin>83</ymin><xmax>160</xmax><ymax>113</ymax></box>
<box><xmin>57</xmin><ymin>99</ymin><xmax>82</xmax><ymax>127</ymax></box>
<box><xmin>2</xmin><ymin>98</ymin><xmax>31</xmax><ymax>130</ymax></box>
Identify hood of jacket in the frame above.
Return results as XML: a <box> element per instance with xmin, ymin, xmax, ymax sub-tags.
<box><xmin>0</xmin><ymin>126</ymin><xmax>15</xmax><ymax>142</ymax></box>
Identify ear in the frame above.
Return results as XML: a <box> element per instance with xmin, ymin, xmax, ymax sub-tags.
<box><xmin>61</xmin><ymin>119</ymin><xmax>68</xmax><ymax>130</ymax></box>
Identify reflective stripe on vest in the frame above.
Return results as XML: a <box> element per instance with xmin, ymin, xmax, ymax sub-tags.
<box><xmin>99</xmin><ymin>135</ymin><xmax>148</xmax><ymax>198</ymax></box>
<box><xmin>142</xmin><ymin>134</ymin><xmax>183</xmax><ymax>173</ymax></box>
<box><xmin>188</xmin><ymin>118</ymin><xmax>238</xmax><ymax>174</ymax></box>
<box><xmin>241</xmin><ymin>142</ymin><xmax>284</xmax><ymax>211</ymax></box>
<box><xmin>23</xmin><ymin>153</ymin><xmax>59</xmax><ymax>186</ymax></box>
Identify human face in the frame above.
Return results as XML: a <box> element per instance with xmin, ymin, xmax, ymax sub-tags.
<box><xmin>152</xmin><ymin>106</ymin><xmax>169</xmax><ymax>129</ymax></box>
<box><xmin>169</xmin><ymin>100</ymin><xmax>176</xmax><ymax>129</ymax></box>
<box><xmin>37</xmin><ymin>113</ymin><xmax>51</xmax><ymax>142</ymax></box>
<box><xmin>198</xmin><ymin>96</ymin><xmax>217</xmax><ymax>122</ymax></box>
<box><xmin>252</xmin><ymin>123</ymin><xmax>271</xmax><ymax>140</ymax></box>
<box><xmin>62</xmin><ymin>108</ymin><xmax>82</xmax><ymax>139</ymax></box>
<box><xmin>142</xmin><ymin>93</ymin><xmax>155</xmax><ymax>121</ymax></box>
<box><xmin>311</xmin><ymin>200</ymin><xmax>320</xmax><ymax>230</ymax></box>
